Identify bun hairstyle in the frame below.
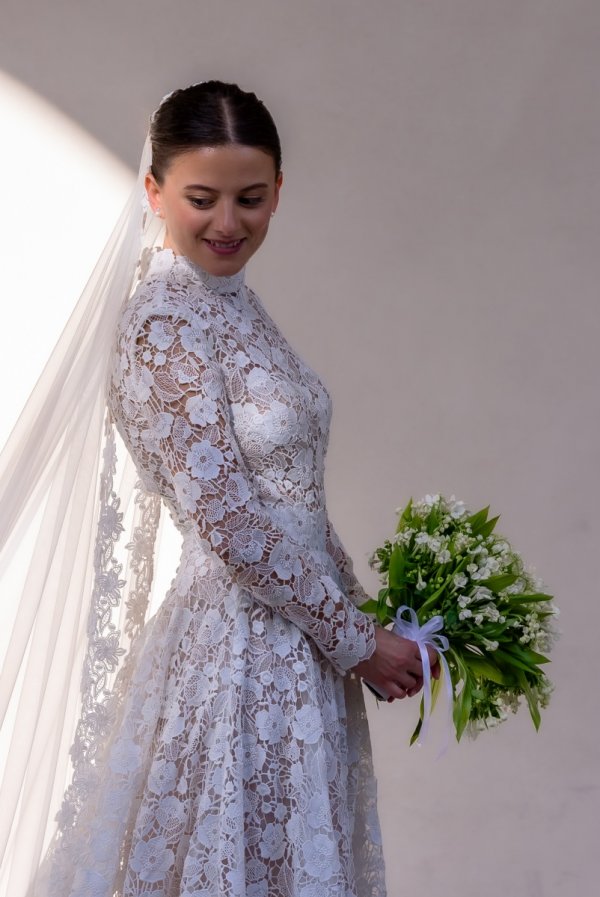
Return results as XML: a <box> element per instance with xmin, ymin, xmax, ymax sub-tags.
<box><xmin>149</xmin><ymin>80</ymin><xmax>282</xmax><ymax>184</ymax></box>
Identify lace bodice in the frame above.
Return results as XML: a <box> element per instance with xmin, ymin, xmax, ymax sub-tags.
<box><xmin>108</xmin><ymin>247</ymin><xmax>376</xmax><ymax>675</ymax></box>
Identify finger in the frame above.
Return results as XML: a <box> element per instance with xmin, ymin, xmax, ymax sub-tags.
<box><xmin>395</xmin><ymin>671</ymin><xmax>418</xmax><ymax>690</ymax></box>
<box><xmin>426</xmin><ymin>645</ymin><xmax>439</xmax><ymax>666</ymax></box>
<box><xmin>388</xmin><ymin>682</ymin><xmax>408</xmax><ymax>700</ymax></box>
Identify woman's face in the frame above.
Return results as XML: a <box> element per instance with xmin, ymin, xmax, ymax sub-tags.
<box><xmin>145</xmin><ymin>144</ymin><xmax>282</xmax><ymax>277</ymax></box>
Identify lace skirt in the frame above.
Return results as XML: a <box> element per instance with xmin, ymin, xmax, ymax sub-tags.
<box><xmin>35</xmin><ymin>529</ymin><xmax>387</xmax><ymax>897</ymax></box>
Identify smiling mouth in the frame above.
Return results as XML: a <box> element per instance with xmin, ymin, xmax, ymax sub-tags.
<box><xmin>204</xmin><ymin>238</ymin><xmax>245</xmax><ymax>252</ymax></box>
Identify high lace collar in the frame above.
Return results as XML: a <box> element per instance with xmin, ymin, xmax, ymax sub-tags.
<box><xmin>146</xmin><ymin>245</ymin><xmax>246</xmax><ymax>295</ymax></box>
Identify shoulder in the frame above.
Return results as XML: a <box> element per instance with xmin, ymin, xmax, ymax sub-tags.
<box><xmin>118</xmin><ymin>269</ymin><xmax>213</xmax><ymax>355</ymax></box>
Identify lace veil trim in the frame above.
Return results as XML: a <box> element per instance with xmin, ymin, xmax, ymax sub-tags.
<box><xmin>0</xmin><ymin>125</ymin><xmax>167</xmax><ymax>896</ymax></box>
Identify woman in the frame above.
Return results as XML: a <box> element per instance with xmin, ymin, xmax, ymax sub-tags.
<box><xmin>1</xmin><ymin>81</ymin><xmax>436</xmax><ymax>897</ymax></box>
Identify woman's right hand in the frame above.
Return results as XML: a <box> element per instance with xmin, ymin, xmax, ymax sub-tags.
<box><xmin>352</xmin><ymin>626</ymin><xmax>440</xmax><ymax>701</ymax></box>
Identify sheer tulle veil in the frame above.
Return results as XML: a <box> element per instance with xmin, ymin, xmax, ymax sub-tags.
<box><xmin>0</xmin><ymin>95</ymin><xmax>178</xmax><ymax>894</ymax></box>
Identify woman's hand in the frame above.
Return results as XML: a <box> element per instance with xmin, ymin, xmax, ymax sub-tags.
<box><xmin>352</xmin><ymin>626</ymin><xmax>440</xmax><ymax>701</ymax></box>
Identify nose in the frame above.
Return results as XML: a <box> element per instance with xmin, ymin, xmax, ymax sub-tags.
<box><xmin>213</xmin><ymin>200</ymin><xmax>239</xmax><ymax>236</ymax></box>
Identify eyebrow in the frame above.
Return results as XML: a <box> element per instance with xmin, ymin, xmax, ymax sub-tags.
<box><xmin>184</xmin><ymin>182</ymin><xmax>270</xmax><ymax>192</ymax></box>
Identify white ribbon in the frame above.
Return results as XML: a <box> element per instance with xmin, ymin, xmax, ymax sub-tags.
<box><xmin>364</xmin><ymin>605</ymin><xmax>453</xmax><ymax>756</ymax></box>
<box><xmin>392</xmin><ymin>606</ymin><xmax>453</xmax><ymax>754</ymax></box>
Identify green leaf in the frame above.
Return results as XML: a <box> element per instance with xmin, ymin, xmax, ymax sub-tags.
<box><xmin>503</xmin><ymin>644</ymin><xmax>550</xmax><ymax>665</ymax></box>
<box><xmin>462</xmin><ymin>655</ymin><xmax>513</xmax><ymax>686</ymax></box>
<box><xmin>376</xmin><ymin>605</ymin><xmax>392</xmax><ymax>626</ymax></box>
<box><xmin>478</xmin><ymin>515</ymin><xmax>500</xmax><ymax>539</ymax></box>
<box><xmin>387</xmin><ymin>546</ymin><xmax>406</xmax><ymax>590</ymax></box>
<box><xmin>409</xmin><ymin>695</ymin><xmax>425</xmax><ymax>746</ymax></box>
<box><xmin>430</xmin><ymin>670</ymin><xmax>444</xmax><ymax>713</ymax></box>
<box><xmin>493</xmin><ymin>648</ymin><xmax>539</xmax><ymax>674</ymax></box>
<box><xmin>517</xmin><ymin>670</ymin><xmax>541</xmax><ymax>730</ymax></box>
<box><xmin>479</xmin><ymin>573</ymin><xmax>519</xmax><ymax>592</ymax></box>
<box><xmin>396</xmin><ymin>498</ymin><xmax>413</xmax><ymax>533</ymax></box>
<box><xmin>506</xmin><ymin>593</ymin><xmax>554</xmax><ymax>604</ymax></box>
<box><xmin>454</xmin><ymin>681</ymin><xmax>473</xmax><ymax>742</ymax></box>
<box><xmin>467</xmin><ymin>506</ymin><xmax>490</xmax><ymax>535</ymax></box>
<box><xmin>358</xmin><ymin>599</ymin><xmax>378</xmax><ymax>614</ymax></box>
<box><xmin>409</xmin><ymin>715</ymin><xmax>423</xmax><ymax>746</ymax></box>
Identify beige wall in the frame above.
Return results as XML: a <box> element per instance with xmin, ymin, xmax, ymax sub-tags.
<box><xmin>2</xmin><ymin>1</ymin><xmax>598</xmax><ymax>893</ymax></box>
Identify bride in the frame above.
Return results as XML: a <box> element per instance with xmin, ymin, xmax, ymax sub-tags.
<box><xmin>0</xmin><ymin>80</ymin><xmax>437</xmax><ymax>897</ymax></box>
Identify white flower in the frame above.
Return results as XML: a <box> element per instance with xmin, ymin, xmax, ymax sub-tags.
<box><xmin>148</xmin><ymin>319</ymin><xmax>176</xmax><ymax>350</ymax></box>
<box><xmin>186</xmin><ymin>394</ymin><xmax>218</xmax><ymax>426</ymax></box>
<box><xmin>453</xmin><ymin>573</ymin><xmax>468</xmax><ymax>589</ymax></box>
<box><xmin>186</xmin><ymin>440</ymin><xmax>223</xmax><ymax>480</ymax></box>
<box><xmin>291</xmin><ymin>705</ymin><xmax>323</xmax><ymax>744</ymax></box>
<box><xmin>148</xmin><ymin>759</ymin><xmax>178</xmax><ymax>795</ymax></box>
<box><xmin>156</xmin><ymin>795</ymin><xmax>186</xmax><ymax>837</ymax></box>
<box><xmin>172</xmin><ymin>471</ymin><xmax>201</xmax><ymax>513</ymax></box>
<box><xmin>126</xmin><ymin>366</ymin><xmax>154</xmax><ymax>404</ymax></box>
<box><xmin>306</xmin><ymin>794</ymin><xmax>329</xmax><ymax>830</ymax></box>
<box><xmin>458</xmin><ymin>608</ymin><xmax>472</xmax><ymax>620</ymax></box>
<box><xmin>268</xmin><ymin>538</ymin><xmax>302</xmax><ymax>580</ymax></box>
<box><xmin>482</xmin><ymin>638</ymin><xmax>499</xmax><ymax>651</ymax></box>
<box><xmin>449</xmin><ymin>498</ymin><xmax>467</xmax><ymax>518</ymax></box>
<box><xmin>178</xmin><ymin>316</ymin><xmax>212</xmax><ymax>358</ymax></box>
<box><xmin>259</xmin><ymin>822</ymin><xmax>286</xmax><ymax>860</ymax></box>
<box><xmin>231</xmin><ymin>526</ymin><xmax>267</xmax><ymax>565</ymax></box>
<box><xmin>302</xmin><ymin>833</ymin><xmax>340</xmax><ymax>882</ymax></box>
<box><xmin>236</xmin><ymin>733</ymin><xmax>266</xmax><ymax>773</ymax></box>
<box><xmin>130</xmin><ymin>836</ymin><xmax>174</xmax><ymax>883</ymax></box>
<box><xmin>255</xmin><ymin>706</ymin><xmax>288</xmax><ymax>744</ymax></box>
<box><xmin>263</xmin><ymin>401</ymin><xmax>298</xmax><ymax>446</ymax></box>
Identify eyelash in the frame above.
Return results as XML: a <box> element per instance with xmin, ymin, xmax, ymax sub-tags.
<box><xmin>189</xmin><ymin>197</ymin><xmax>265</xmax><ymax>209</ymax></box>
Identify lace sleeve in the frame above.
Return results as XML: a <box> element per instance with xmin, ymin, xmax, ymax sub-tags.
<box><xmin>325</xmin><ymin>516</ymin><xmax>372</xmax><ymax>609</ymax></box>
<box><xmin>122</xmin><ymin>309</ymin><xmax>376</xmax><ymax>676</ymax></box>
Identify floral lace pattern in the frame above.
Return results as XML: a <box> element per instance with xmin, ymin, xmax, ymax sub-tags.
<box><xmin>40</xmin><ymin>247</ymin><xmax>385</xmax><ymax>897</ymax></box>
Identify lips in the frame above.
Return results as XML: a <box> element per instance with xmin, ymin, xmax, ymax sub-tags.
<box><xmin>204</xmin><ymin>238</ymin><xmax>246</xmax><ymax>254</ymax></box>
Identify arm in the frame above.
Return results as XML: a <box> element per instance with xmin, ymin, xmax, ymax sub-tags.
<box><xmin>122</xmin><ymin>308</ymin><xmax>376</xmax><ymax>676</ymax></box>
<box><xmin>325</xmin><ymin>515</ymin><xmax>371</xmax><ymax>609</ymax></box>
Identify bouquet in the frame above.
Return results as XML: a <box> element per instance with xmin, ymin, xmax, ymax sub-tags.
<box><xmin>359</xmin><ymin>494</ymin><xmax>559</xmax><ymax>746</ymax></box>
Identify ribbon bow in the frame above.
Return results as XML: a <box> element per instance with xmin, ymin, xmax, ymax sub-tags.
<box><xmin>391</xmin><ymin>606</ymin><xmax>453</xmax><ymax>754</ymax></box>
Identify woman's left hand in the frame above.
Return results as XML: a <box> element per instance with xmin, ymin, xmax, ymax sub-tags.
<box><xmin>391</xmin><ymin>658</ymin><xmax>441</xmax><ymax>702</ymax></box>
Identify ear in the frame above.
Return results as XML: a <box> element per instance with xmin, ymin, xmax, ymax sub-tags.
<box><xmin>144</xmin><ymin>172</ymin><xmax>162</xmax><ymax>213</ymax></box>
<box><xmin>272</xmin><ymin>170</ymin><xmax>283</xmax><ymax>214</ymax></box>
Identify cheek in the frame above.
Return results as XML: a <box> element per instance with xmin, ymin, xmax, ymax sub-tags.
<box><xmin>249</xmin><ymin>208</ymin><xmax>273</xmax><ymax>238</ymax></box>
<box><xmin>170</xmin><ymin>202</ymin><xmax>203</xmax><ymax>232</ymax></box>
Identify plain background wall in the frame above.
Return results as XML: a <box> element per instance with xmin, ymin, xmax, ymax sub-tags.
<box><xmin>1</xmin><ymin>1</ymin><xmax>598</xmax><ymax>893</ymax></box>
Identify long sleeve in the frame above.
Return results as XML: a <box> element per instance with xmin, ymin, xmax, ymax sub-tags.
<box><xmin>325</xmin><ymin>515</ymin><xmax>372</xmax><ymax>610</ymax></box>
<box><xmin>117</xmin><ymin>304</ymin><xmax>376</xmax><ymax>675</ymax></box>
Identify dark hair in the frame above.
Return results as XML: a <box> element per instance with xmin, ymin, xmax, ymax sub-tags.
<box><xmin>149</xmin><ymin>81</ymin><xmax>282</xmax><ymax>184</ymax></box>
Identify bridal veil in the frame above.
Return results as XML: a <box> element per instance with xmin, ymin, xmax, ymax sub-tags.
<box><xmin>0</xmin><ymin>109</ymin><xmax>172</xmax><ymax>894</ymax></box>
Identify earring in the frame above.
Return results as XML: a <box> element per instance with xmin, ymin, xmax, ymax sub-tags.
<box><xmin>271</xmin><ymin>212</ymin><xmax>275</xmax><ymax>218</ymax></box>
<box><xmin>155</xmin><ymin>208</ymin><xmax>162</xmax><ymax>216</ymax></box>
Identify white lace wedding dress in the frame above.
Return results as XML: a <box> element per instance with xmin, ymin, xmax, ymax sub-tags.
<box><xmin>39</xmin><ymin>247</ymin><xmax>387</xmax><ymax>897</ymax></box>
